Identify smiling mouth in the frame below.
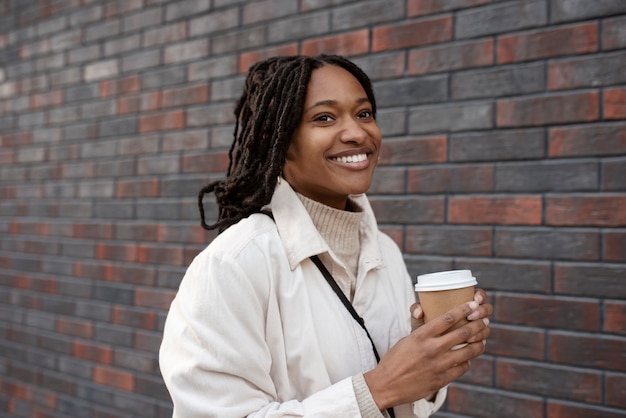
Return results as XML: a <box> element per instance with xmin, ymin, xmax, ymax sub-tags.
<box><xmin>329</xmin><ymin>153</ymin><xmax>368</xmax><ymax>163</ymax></box>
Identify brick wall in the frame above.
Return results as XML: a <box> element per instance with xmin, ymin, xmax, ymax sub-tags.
<box><xmin>0</xmin><ymin>0</ymin><xmax>624</xmax><ymax>417</ymax></box>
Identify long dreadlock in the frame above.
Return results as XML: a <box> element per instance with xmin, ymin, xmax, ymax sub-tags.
<box><xmin>198</xmin><ymin>54</ymin><xmax>377</xmax><ymax>233</ymax></box>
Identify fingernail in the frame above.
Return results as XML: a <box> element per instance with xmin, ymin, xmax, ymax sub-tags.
<box><xmin>468</xmin><ymin>301</ymin><xmax>478</xmax><ymax>310</ymax></box>
<box><xmin>483</xmin><ymin>340</ymin><xmax>487</xmax><ymax>346</ymax></box>
<box><xmin>467</xmin><ymin>311</ymin><xmax>479</xmax><ymax>320</ymax></box>
<box><xmin>482</xmin><ymin>318</ymin><xmax>490</xmax><ymax>326</ymax></box>
<box><xmin>413</xmin><ymin>306</ymin><xmax>422</xmax><ymax>318</ymax></box>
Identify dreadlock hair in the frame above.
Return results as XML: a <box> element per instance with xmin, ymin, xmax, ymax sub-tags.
<box><xmin>198</xmin><ymin>54</ymin><xmax>377</xmax><ymax>233</ymax></box>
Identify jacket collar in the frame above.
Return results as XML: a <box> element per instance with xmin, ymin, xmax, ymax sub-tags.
<box><xmin>269</xmin><ymin>179</ymin><xmax>384</xmax><ymax>272</ymax></box>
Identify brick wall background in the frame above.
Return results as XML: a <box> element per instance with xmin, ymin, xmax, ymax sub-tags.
<box><xmin>0</xmin><ymin>0</ymin><xmax>625</xmax><ymax>417</ymax></box>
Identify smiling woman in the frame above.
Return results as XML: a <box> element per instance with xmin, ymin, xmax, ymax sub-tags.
<box><xmin>159</xmin><ymin>55</ymin><xmax>493</xmax><ymax>418</ymax></box>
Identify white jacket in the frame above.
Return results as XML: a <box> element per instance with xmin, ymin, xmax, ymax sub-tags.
<box><xmin>159</xmin><ymin>180</ymin><xmax>446</xmax><ymax>417</ymax></box>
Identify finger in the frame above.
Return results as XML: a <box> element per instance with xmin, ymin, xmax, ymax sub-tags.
<box><xmin>467</xmin><ymin>302</ymin><xmax>493</xmax><ymax>321</ymax></box>
<box><xmin>473</xmin><ymin>288</ymin><xmax>487</xmax><ymax>304</ymax></box>
<box><xmin>427</xmin><ymin>301</ymin><xmax>478</xmax><ymax>337</ymax></box>
<box><xmin>410</xmin><ymin>304</ymin><xmax>424</xmax><ymax>331</ymax></box>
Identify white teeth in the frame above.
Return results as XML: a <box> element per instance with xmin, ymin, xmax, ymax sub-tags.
<box><xmin>332</xmin><ymin>153</ymin><xmax>368</xmax><ymax>163</ymax></box>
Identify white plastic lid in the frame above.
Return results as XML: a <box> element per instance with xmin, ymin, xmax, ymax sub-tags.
<box><xmin>414</xmin><ymin>269</ymin><xmax>477</xmax><ymax>292</ymax></box>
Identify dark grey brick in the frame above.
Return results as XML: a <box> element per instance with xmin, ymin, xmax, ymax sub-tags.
<box><xmin>550</xmin><ymin>50</ymin><xmax>626</xmax><ymax>89</ymax></box>
<box><xmin>452</xmin><ymin>63</ymin><xmax>545</xmax><ymax>100</ymax></box>
<box><xmin>352</xmin><ymin>52</ymin><xmax>406</xmax><ymax>81</ymax></box>
<box><xmin>455</xmin><ymin>257</ymin><xmax>552</xmax><ymax>293</ymax></box>
<box><xmin>104</xmin><ymin>33</ymin><xmax>141</xmax><ymax>56</ymax></box>
<box><xmin>165</xmin><ymin>0</ymin><xmax>211</xmax><ymax>21</ymax></box>
<box><xmin>374</xmin><ymin>75</ymin><xmax>448</xmax><ymax>107</ymax></box>
<box><xmin>333</xmin><ymin>0</ymin><xmax>403</xmax><ymax>30</ymax></box>
<box><xmin>142</xmin><ymin>66</ymin><xmax>186</xmax><ymax>88</ymax></box>
<box><xmin>210</xmin><ymin>76</ymin><xmax>245</xmax><ymax>101</ymax></box>
<box><xmin>189</xmin><ymin>8</ymin><xmax>239</xmax><ymax>36</ymax></box>
<box><xmin>81</xmin><ymin>100</ymin><xmax>117</xmax><ymax>120</ymax></box>
<box><xmin>188</xmin><ymin>55</ymin><xmax>239</xmax><ymax>81</ymax></box>
<box><xmin>65</xmin><ymin>83</ymin><xmax>100</xmax><ymax>103</ymax></box>
<box><xmin>552</xmin><ymin>0</ymin><xmax>626</xmax><ymax>23</ymax></box>
<box><xmin>121</xmin><ymin>48</ymin><xmax>161</xmax><ymax>72</ymax></box>
<box><xmin>67</xmin><ymin>45</ymin><xmax>100</xmax><ymax>64</ymax></box>
<box><xmin>50</xmin><ymin>29</ymin><xmax>82</xmax><ymax>52</ymax></box>
<box><xmin>123</xmin><ymin>7</ymin><xmax>162</xmax><ymax>32</ymax></box>
<box><xmin>84</xmin><ymin>19</ymin><xmax>120</xmax><ymax>42</ymax></box>
<box><xmin>450</xmin><ymin>129</ymin><xmax>546</xmax><ymax>162</ymax></box>
<box><xmin>495</xmin><ymin>161</ymin><xmax>599</xmax><ymax>192</ymax></box>
<box><xmin>69</xmin><ymin>4</ymin><xmax>103</xmax><ymax>27</ymax></box>
<box><xmin>456</xmin><ymin>0</ymin><xmax>547</xmax><ymax>38</ymax></box>
<box><xmin>268</xmin><ymin>10</ymin><xmax>329</xmax><ymax>43</ymax></box>
<box><xmin>408</xmin><ymin>102</ymin><xmax>493</xmax><ymax>134</ymax></box>
<box><xmin>93</xmin><ymin>201</ymin><xmax>134</xmax><ymax>219</ymax></box>
<box><xmin>211</xmin><ymin>26</ymin><xmax>265</xmax><ymax>54</ymax></box>
<box><xmin>495</xmin><ymin>227</ymin><xmax>599</xmax><ymax>261</ymax></box>
<box><xmin>98</xmin><ymin>116</ymin><xmax>138</xmax><ymax>137</ymax></box>
<box><xmin>94</xmin><ymin>322</ymin><xmax>134</xmax><ymax>346</ymax></box>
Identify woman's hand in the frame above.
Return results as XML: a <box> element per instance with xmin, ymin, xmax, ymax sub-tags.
<box><xmin>365</xmin><ymin>289</ymin><xmax>493</xmax><ymax>410</ymax></box>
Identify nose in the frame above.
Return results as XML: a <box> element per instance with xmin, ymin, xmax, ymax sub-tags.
<box><xmin>339</xmin><ymin>117</ymin><xmax>368</xmax><ymax>143</ymax></box>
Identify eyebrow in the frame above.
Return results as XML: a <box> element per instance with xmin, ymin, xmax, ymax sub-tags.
<box><xmin>304</xmin><ymin>97</ymin><xmax>370</xmax><ymax>113</ymax></box>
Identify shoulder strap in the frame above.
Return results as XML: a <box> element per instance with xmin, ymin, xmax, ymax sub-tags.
<box><xmin>261</xmin><ymin>210</ymin><xmax>395</xmax><ymax>417</ymax></box>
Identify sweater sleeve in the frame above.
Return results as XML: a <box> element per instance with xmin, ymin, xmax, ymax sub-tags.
<box><xmin>159</xmin><ymin>246</ymin><xmax>365</xmax><ymax>418</ymax></box>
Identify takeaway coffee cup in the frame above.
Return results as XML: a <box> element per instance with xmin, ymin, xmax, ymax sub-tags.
<box><xmin>415</xmin><ymin>270</ymin><xmax>478</xmax><ymax>349</ymax></box>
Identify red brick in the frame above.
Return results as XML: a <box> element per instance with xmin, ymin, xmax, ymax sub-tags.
<box><xmin>162</xmin><ymin>129</ymin><xmax>209</xmax><ymax>152</ymax></box>
<box><xmin>495</xmin><ymin>294</ymin><xmax>600</xmax><ymax>331</ymax></box>
<box><xmin>488</xmin><ymin>324</ymin><xmax>545</xmax><ymax>360</ymax></box>
<box><xmin>93</xmin><ymin>366</ymin><xmax>134</xmax><ymax>392</ymax></box>
<box><xmin>239</xmin><ymin>43</ymin><xmax>299</xmax><ymax>73</ymax></box>
<box><xmin>182</xmin><ymin>151</ymin><xmax>229</xmax><ymax>173</ymax></box>
<box><xmin>447</xmin><ymin>381</ymin><xmax>544</xmax><ymax>417</ymax></box>
<box><xmin>72</xmin><ymin>222</ymin><xmax>114</xmax><ymax>239</ymax></box>
<box><xmin>72</xmin><ymin>341</ymin><xmax>113</xmax><ymax>364</ymax></box>
<box><xmin>118</xmin><ymin>134</ymin><xmax>160</xmax><ymax>155</ymax></box>
<box><xmin>606</xmin><ymin>373</ymin><xmax>626</xmax><ymax>409</ymax></box>
<box><xmin>138</xmin><ymin>244</ymin><xmax>183</xmax><ymax>266</ymax></box>
<box><xmin>134</xmin><ymin>287</ymin><xmax>176</xmax><ymax>310</ymax></box>
<box><xmin>1</xmin><ymin>131</ymin><xmax>31</xmax><ymax>147</ymax></box>
<box><xmin>409</xmin><ymin>38</ymin><xmax>493</xmax><ymax>75</ymax></box>
<box><xmin>373</xmin><ymin>16</ymin><xmax>451</xmax><ymax>52</ymax></box>
<box><xmin>95</xmin><ymin>243</ymin><xmax>137</xmax><ymax>262</ymax></box>
<box><xmin>157</xmin><ymin>223</ymin><xmax>206</xmax><ymax>244</ymax></box>
<box><xmin>301</xmin><ymin>29</ymin><xmax>369</xmax><ymax>57</ymax></box>
<box><xmin>56</xmin><ymin>317</ymin><xmax>93</xmax><ymax>338</ymax></box>
<box><xmin>100</xmin><ymin>75</ymin><xmax>140</xmax><ymax>98</ymax></box>
<box><xmin>449</xmin><ymin>195</ymin><xmax>542</xmax><ymax>225</ymax></box>
<box><xmin>112</xmin><ymin>306</ymin><xmax>157</xmax><ymax>329</ymax></box>
<box><xmin>497</xmin><ymin>359</ymin><xmax>602</xmax><ymax>403</ymax></box>
<box><xmin>604</xmin><ymin>87</ymin><xmax>626</xmax><ymax>119</ymax></box>
<box><xmin>549</xmin><ymin>123</ymin><xmax>626</xmax><ymax>157</ymax></box>
<box><xmin>549</xmin><ymin>332</ymin><xmax>626</xmax><ymax>372</ymax></box>
<box><xmin>604</xmin><ymin>231</ymin><xmax>626</xmax><ymax>262</ymax></box>
<box><xmin>605</xmin><ymin>301</ymin><xmax>626</xmax><ymax>335</ymax></box>
<box><xmin>379</xmin><ymin>136</ymin><xmax>447</xmax><ymax>165</ymax></box>
<box><xmin>31</xmin><ymin>89</ymin><xmax>63</xmax><ymax>109</ymax></box>
<box><xmin>115</xmin><ymin>178</ymin><xmax>160</xmax><ymax>198</ymax></box>
<box><xmin>548</xmin><ymin>401</ymin><xmax>626</xmax><ymax>418</ymax></box>
<box><xmin>408</xmin><ymin>0</ymin><xmax>489</xmax><ymax>16</ymax></box>
<box><xmin>161</xmin><ymin>84</ymin><xmax>209</xmax><ymax>108</ymax></box>
<box><xmin>408</xmin><ymin>164</ymin><xmax>493</xmax><ymax>193</ymax></box>
<box><xmin>139</xmin><ymin>110</ymin><xmax>184</xmax><ymax>133</ymax></box>
<box><xmin>546</xmin><ymin>195</ymin><xmax>626</xmax><ymax>227</ymax></box>
<box><xmin>118</xmin><ymin>92</ymin><xmax>163</xmax><ymax>115</ymax></box>
<box><xmin>497</xmin><ymin>92</ymin><xmax>599</xmax><ymax>127</ymax></box>
<box><xmin>497</xmin><ymin>22</ymin><xmax>598</xmax><ymax>64</ymax></box>
<box><xmin>109</xmin><ymin>265</ymin><xmax>156</xmax><ymax>286</ymax></box>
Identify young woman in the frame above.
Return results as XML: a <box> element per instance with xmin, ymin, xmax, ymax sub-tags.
<box><xmin>159</xmin><ymin>55</ymin><xmax>492</xmax><ymax>418</ymax></box>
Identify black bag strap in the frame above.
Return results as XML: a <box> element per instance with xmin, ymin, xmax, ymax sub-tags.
<box><xmin>260</xmin><ymin>210</ymin><xmax>395</xmax><ymax>417</ymax></box>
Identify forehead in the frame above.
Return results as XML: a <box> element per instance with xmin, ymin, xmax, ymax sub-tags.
<box><xmin>304</xmin><ymin>64</ymin><xmax>367</xmax><ymax>103</ymax></box>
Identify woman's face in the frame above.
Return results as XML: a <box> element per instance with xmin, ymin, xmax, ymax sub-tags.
<box><xmin>283</xmin><ymin>64</ymin><xmax>382</xmax><ymax>210</ymax></box>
